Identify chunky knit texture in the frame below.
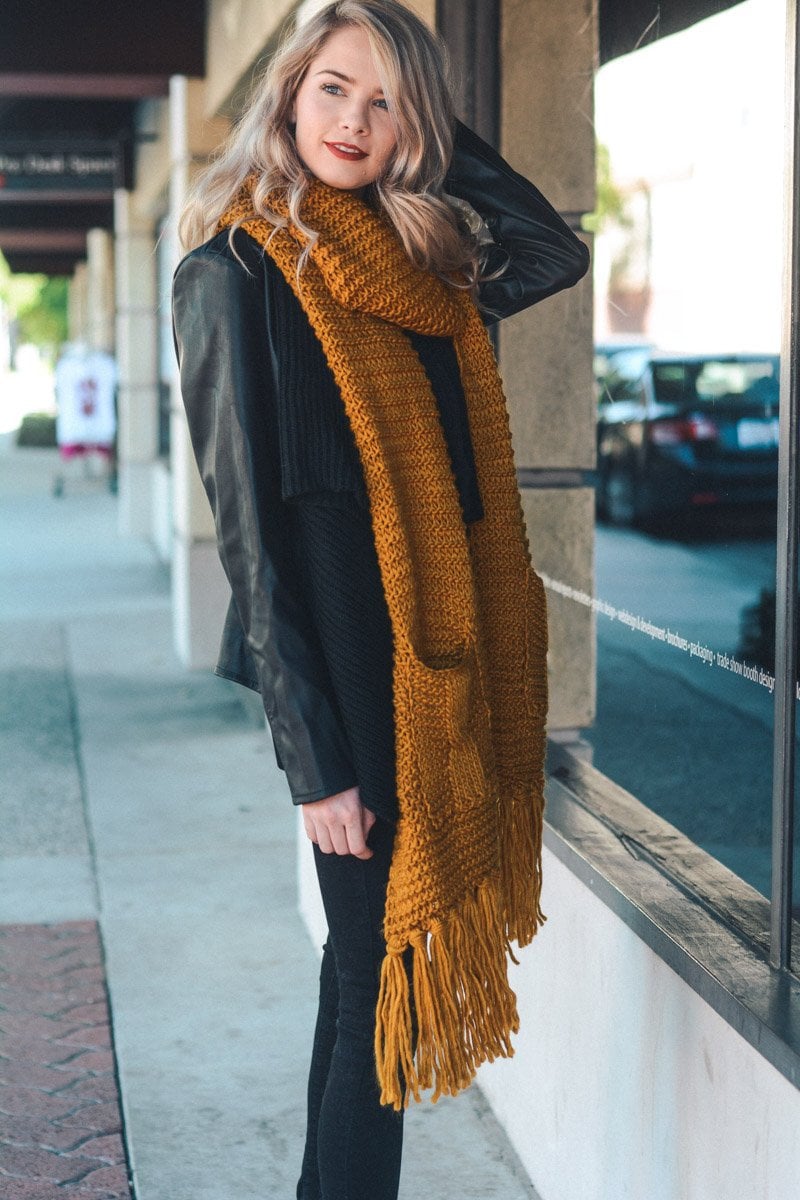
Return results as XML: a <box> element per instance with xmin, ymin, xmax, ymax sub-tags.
<box><xmin>289</xmin><ymin>492</ymin><xmax>398</xmax><ymax>824</ymax></box>
<box><xmin>267</xmin><ymin>227</ymin><xmax>485</xmax><ymax>522</ymax></box>
<box><xmin>218</xmin><ymin>179</ymin><xmax>549</xmax><ymax>1110</ymax></box>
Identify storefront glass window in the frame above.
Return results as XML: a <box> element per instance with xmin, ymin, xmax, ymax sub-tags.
<box><xmin>585</xmin><ymin>0</ymin><xmax>789</xmax><ymax>933</ymax></box>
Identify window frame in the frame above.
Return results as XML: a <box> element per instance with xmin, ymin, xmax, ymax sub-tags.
<box><xmin>573</xmin><ymin>0</ymin><xmax>800</xmax><ymax>1036</ymax></box>
<box><xmin>544</xmin><ymin>741</ymin><xmax>800</xmax><ymax>1089</ymax></box>
<box><xmin>769</xmin><ymin>0</ymin><xmax>800</xmax><ymax>974</ymax></box>
<box><xmin>553</xmin><ymin>0</ymin><xmax>800</xmax><ymax>1054</ymax></box>
<box><xmin>443</xmin><ymin>0</ymin><xmax>800</xmax><ymax>1068</ymax></box>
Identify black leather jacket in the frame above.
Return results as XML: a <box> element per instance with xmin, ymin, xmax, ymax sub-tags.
<box><xmin>172</xmin><ymin>120</ymin><xmax>589</xmax><ymax>806</ymax></box>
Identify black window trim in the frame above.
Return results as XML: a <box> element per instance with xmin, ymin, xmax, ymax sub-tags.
<box><xmin>771</xmin><ymin>0</ymin><xmax>800</xmax><ymax>971</ymax></box>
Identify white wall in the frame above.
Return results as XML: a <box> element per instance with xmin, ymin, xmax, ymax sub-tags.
<box><xmin>298</xmin><ymin>825</ymin><xmax>800</xmax><ymax>1199</ymax></box>
<box><xmin>298</xmin><ymin>808</ymin><xmax>327</xmax><ymax>952</ymax></box>
<box><xmin>478</xmin><ymin>850</ymin><xmax>800</xmax><ymax>1200</ymax></box>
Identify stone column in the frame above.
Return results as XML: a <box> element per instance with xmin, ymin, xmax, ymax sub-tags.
<box><xmin>67</xmin><ymin>263</ymin><xmax>89</xmax><ymax>344</ymax></box>
<box><xmin>85</xmin><ymin>229</ymin><xmax>115</xmax><ymax>353</ymax></box>
<box><xmin>168</xmin><ymin>74</ymin><xmax>232</xmax><ymax>668</ymax></box>
<box><xmin>499</xmin><ymin>0</ymin><xmax>597</xmax><ymax>746</ymax></box>
<box><xmin>113</xmin><ymin>190</ymin><xmax>159</xmax><ymax>538</ymax></box>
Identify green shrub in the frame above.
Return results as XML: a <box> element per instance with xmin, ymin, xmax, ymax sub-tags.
<box><xmin>16</xmin><ymin>412</ymin><xmax>57</xmax><ymax>447</ymax></box>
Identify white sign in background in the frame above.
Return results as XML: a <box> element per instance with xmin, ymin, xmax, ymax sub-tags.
<box><xmin>539</xmin><ymin>571</ymin><xmax>787</xmax><ymax>698</ymax></box>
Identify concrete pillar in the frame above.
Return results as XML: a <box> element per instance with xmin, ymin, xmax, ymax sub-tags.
<box><xmin>114</xmin><ymin>190</ymin><xmax>159</xmax><ymax>538</ymax></box>
<box><xmin>499</xmin><ymin>0</ymin><xmax>596</xmax><ymax>737</ymax></box>
<box><xmin>67</xmin><ymin>263</ymin><xmax>89</xmax><ymax>344</ymax></box>
<box><xmin>85</xmin><ymin>229</ymin><xmax>115</xmax><ymax>353</ymax></box>
<box><xmin>169</xmin><ymin>74</ymin><xmax>233</xmax><ymax>668</ymax></box>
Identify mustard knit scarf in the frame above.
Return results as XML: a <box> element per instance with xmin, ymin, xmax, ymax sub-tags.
<box><xmin>218</xmin><ymin>178</ymin><xmax>549</xmax><ymax>1111</ymax></box>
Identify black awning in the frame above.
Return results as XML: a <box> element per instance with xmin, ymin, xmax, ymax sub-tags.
<box><xmin>0</xmin><ymin>0</ymin><xmax>205</xmax><ymax>77</ymax></box>
<box><xmin>599</xmin><ymin>0</ymin><xmax>748</xmax><ymax>64</ymax></box>
<box><xmin>0</xmin><ymin>0</ymin><xmax>205</xmax><ymax>272</ymax></box>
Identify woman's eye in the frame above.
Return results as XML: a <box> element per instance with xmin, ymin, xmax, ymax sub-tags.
<box><xmin>319</xmin><ymin>82</ymin><xmax>387</xmax><ymax>110</ymax></box>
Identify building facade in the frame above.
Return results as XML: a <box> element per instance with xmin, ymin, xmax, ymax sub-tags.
<box><xmin>1</xmin><ymin>2</ymin><xmax>798</xmax><ymax>1196</ymax></box>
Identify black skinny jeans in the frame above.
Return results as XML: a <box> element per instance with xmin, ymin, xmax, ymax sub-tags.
<box><xmin>296</xmin><ymin>815</ymin><xmax>411</xmax><ymax>1200</ymax></box>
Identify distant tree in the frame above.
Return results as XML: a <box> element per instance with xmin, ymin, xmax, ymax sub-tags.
<box><xmin>582</xmin><ymin>142</ymin><xmax>631</xmax><ymax>235</ymax></box>
<box><xmin>16</xmin><ymin>277</ymin><xmax>69</xmax><ymax>350</ymax></box>
<box><xmin>584</xmin><ymin>144</ymin><xmax>653</xmax><ymax>334</ymax></box>
<box><xmin>0</xmin><ymin>253</ymin><xmax>68</xmax><ymax>361</ymax></box>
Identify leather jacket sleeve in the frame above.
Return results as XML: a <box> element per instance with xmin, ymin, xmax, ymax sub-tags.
<box><xmin>172</xmin><ymin>239</ymin><xmax>359</xmax><ymax>805</ymax></box>
<box><xmin>444</xmin><ymin>118</ymin><xmax>590</xmax><ymax>322</ymax></box>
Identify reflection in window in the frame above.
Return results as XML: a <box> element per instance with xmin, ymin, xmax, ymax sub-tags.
<box><xmin>598</xmin><ymin>349</ymin><xmax>648</xmax><ymax>403</ymax></box>
<box><xmin>583</xmin><ymin>0</ymin><xmax>787</xmax><ymax>915</ymax></box>
<box><xmin>653</xmin><ymin>358</ymin><xmax>779</xmax><ymax>408</ymax></box>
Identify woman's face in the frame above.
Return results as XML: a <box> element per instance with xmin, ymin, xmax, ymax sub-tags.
<box><xmin>290</xmin><ymin>25</ymin><xmax>398</xmax><ymax>194</ymax></box>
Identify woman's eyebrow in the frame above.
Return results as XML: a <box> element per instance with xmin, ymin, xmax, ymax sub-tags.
<box><xmin>314</xmin><ymin>68</ymin><xmax>355</xmax><ymax>83</ymax></box>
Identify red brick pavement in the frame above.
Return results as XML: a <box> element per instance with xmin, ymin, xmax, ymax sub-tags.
<box><xmin>0</xmin><ymin>921</ymin><xmax>134</xmax><ymax>1199</ymax></box>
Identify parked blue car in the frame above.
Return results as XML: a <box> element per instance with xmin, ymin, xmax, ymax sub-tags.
<box><xmin>595</xmin><ymin>349</ymin><xmax>780</xmax><ymax>526</ymax></box>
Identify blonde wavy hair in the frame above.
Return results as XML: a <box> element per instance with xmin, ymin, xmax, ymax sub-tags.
<box><xmin>179</xmin><ymin>0</ymin><xmax>486</xmax><ymax>291</ymax></box>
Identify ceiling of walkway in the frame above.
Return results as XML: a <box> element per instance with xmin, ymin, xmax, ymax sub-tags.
<box><xmin>0</xmin><ymin>0</ymin><xmax>204</xmax><ymax>274</ymax></box>
<box><xmin>0</xmin><ymin>0</ymin><xmax>745</xmax><ymax>276</ymax></box>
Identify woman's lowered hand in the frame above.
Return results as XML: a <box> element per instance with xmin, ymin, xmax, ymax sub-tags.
<box><xmin>302</xmin><ymin>785</ymin><xmax>376</xmax><ymax>859</ymax></box>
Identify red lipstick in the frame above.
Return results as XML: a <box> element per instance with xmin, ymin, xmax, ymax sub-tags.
<box><xmin>324</xmin><ymin>141</ymin><xmax>367</xmax><ymax>161</ymax></box>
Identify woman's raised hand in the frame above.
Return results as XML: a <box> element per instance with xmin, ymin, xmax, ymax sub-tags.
<box><xmin>302</xmin><ymin>785</ymin><xmax>377</xmax><ymax>860</ymax></box>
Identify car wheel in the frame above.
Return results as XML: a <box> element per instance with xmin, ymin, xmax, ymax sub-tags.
<box><xmin>602</xmin><ymin>463</ymin><xmax>638</xmax><ymax>526</ymax></box>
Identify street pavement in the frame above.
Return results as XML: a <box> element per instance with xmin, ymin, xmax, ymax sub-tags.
<box><xmin>588</xmin><ymin>520</ymin><xmax>785</xmax><ymax>898</ymax></box>
<box><xmin>0</xmin><ymin>436</ymin><xmax>540</xmax><ymax>1200</ymax></box>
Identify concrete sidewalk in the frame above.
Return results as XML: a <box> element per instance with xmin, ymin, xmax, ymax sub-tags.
<box><xmin>0</xmin><ymin>437</ymin><xmax>540</xmax><ymax>1199</ymax></box>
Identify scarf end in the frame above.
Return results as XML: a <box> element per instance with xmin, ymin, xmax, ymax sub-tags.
<box><xmin>501</xmin><ymin>776</ymin><xmax>548</xmax><ymax>951</ymax></box>
<box><xmin>374</xmin><ymin>878</ymin><xmax>523</xmax><ymax>1112</ymax></box>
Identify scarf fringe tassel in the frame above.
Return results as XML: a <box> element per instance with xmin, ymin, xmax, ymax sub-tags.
<box><xmin>375</xmin><ymin>786</ymin><xmax>547</xmax><ymax>1112</ymax></box>
<box><xmin>502</xmin><ymin>780</ymin><xmax>548</xmax><ymax>955</ymax></box>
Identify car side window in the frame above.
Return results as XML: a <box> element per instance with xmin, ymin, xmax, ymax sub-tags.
<box><xmin>597</xmin><ymin>349</ymin><xmax>649</xmax><ymax>408</ymax></box>
<box><xmin>605</xmin><ymin>372</ymin><xmax>645</xmax><ymax>404</ymax></box>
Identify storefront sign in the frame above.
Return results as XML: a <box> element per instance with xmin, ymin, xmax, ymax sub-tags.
<box><xmin>0</xmin><ymin>142</ymin><xmax>122</xmax><ymax>195</ymax></box>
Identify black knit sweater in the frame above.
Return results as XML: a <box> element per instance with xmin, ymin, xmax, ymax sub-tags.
<box><xmin>267</xmin><ymin>231</ymin><xmax>484</xmax><ymax>524</ymax></box>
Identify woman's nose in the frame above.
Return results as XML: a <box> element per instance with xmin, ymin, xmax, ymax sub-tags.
<box><xmin>340</xmin><ymin>102</ymin><xmax>368</xmax><ymax>135</ymax></box>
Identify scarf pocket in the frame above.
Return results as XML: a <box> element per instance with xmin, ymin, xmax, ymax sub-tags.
<box><xmin>394</xmin><ymin>639</ymin><xmax>497</xmax><ymax>839</ymax></box>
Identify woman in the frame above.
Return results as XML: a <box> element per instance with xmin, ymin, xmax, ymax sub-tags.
<box><xmin>173</xmin><ymin>2</ymin><xmax>588</xmax><ymax>1197</ymax></box>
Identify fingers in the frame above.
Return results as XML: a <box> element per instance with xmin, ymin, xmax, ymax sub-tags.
<box><xmin>302</xmin><ymin>787</ymin><xmax>375</xmax><ymax>859</ymax></box>
<box><xmin>302</xmin><ymin>808</ymin><xmax>318</xmax><ymax>845</ymax></box>
<box><xmin>314</xmin><ymin>823</ymin><xmax>335</xmax><ymax>855</ymax></box>
<box><xmin>349</xmin><ymin>805</ymin><xmax>377</xmax><ymax>861</ymax></box>
<box><xmin>330</xmin><ymin>820</ymin><xmax>352</xmax><ymax>857</ymax></box>
<box><xmin>345</xmin><ymin>816</ymin><xmax>373</xmax><ymax>860</ymax></box>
